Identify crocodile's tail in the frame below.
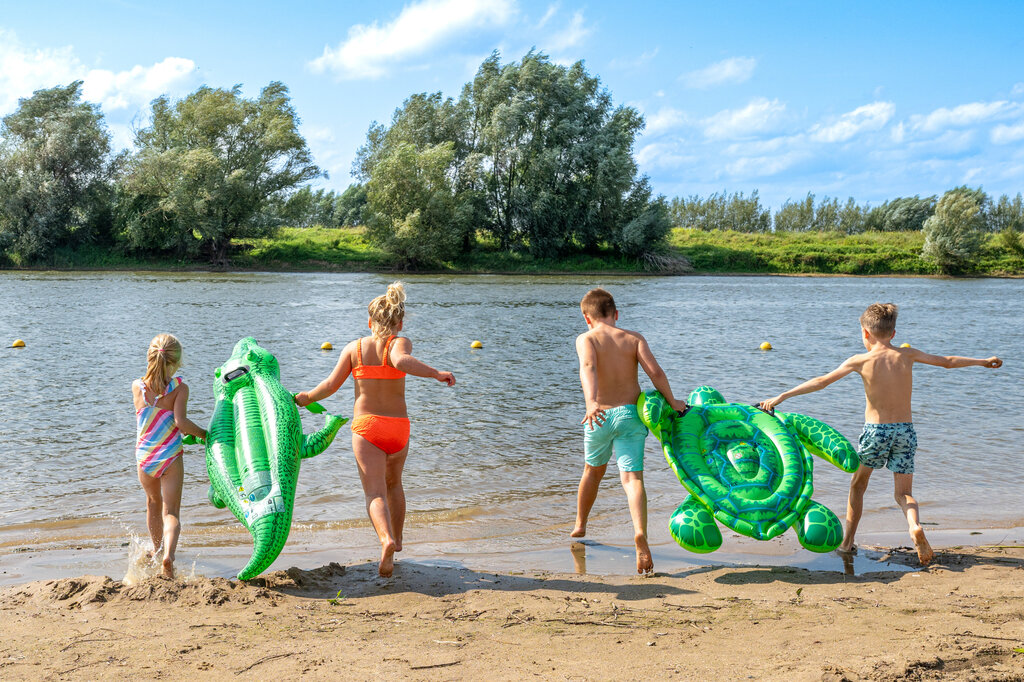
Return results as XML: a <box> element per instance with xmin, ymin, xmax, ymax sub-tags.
<box><xmin>237</xmin><ymin>509</ymin><xmax>292</xmax><ymax>580</ymax></box>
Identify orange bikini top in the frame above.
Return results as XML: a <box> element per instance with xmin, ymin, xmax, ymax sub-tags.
<box><xmin>352</xmin><ymin>335</ymin><xmax>406</xmax><ymax>380</ymax></box>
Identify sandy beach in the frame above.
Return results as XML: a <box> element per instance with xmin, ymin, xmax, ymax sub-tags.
<box><xmin>2</xmin><ymin>543</ymin><xmax>1022</xmax><ymax>681</ymax></box>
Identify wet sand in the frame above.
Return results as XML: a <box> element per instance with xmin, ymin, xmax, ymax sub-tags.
<box><xmin>2</xmin><ymin>543</ymin><xmax>1022</xmax><ymax>681</ymax></box>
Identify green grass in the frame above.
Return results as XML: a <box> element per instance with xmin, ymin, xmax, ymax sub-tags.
<box><xmin>667</xmin><ymin>229</ymin><xmax>1024</xmax><ymax>276</ymax></box>
<box><xmin>6</xmin><ymin>226</ymin><xmax>1023</xmax><ymax>276</ymax></box>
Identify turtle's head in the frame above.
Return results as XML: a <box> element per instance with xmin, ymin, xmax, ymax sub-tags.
<box><xmin>725</xmin><ymin>441</ymin><xmax>760</xmax><ymax>477</ymax></box>
<box><xmin>689</xmin><ymin>386</ymin><xmax>726</xmax><ymax>406</ymax></box>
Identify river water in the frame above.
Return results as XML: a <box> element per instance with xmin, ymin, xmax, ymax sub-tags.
<box><xmin>1</xmin><ymin>272</ymin><xmax>1021</xmax><ymax>583</ymax></box>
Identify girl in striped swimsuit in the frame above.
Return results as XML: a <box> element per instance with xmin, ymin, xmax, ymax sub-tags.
<box><xmin>132</xmin><ymin>334</ymin><xmax>206</xmax><ymax>578</ymax></box>
<box><xmin>295</xmin><ymin>282</ymin><xmax>455</xmax><ymax>577</ymax></box>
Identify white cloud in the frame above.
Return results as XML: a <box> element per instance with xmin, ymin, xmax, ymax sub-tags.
<box><xmin>309</xmin><ymin>0</ymin><xmax>516</xmax><ymax>79</ymax></box>
<box><xmin>703</xmin><ymin>97</ymin><xmax>786</xmax><ymax>140</ymax></box>
<box><xmin>546</xmin><ymin>10</ymin><xmax>590</xmax><ymax>52</ymax></box>
<box><xmin>911</xmin><ymin>101</ymin><xmax>1018</xmax><ymax>133</ymax></box>
<box><xmin>1012</xmin><ymin>82</ymin><xmax>1024</xmax><ymax>97</ymax></box>
<box><xmin>681</xmin><ymin>56</ymin><xmax>756</xmax><ymax>89</ymax></box>
<box><xmin>0</xmin><ymin>28</ymin><xmax>195</xmax><ymax>115</ymax></box>
<box><xmin>609</xmin><ymin>48</ymin><xmax>658</xmax><ymax>71</ymax></box>
<box><xmin>536</xmin><ymin>3</ymin><xmax>558</xmax><ymax>28</ymax></box>
<box><xmin>992</xmin><ymin>120</ymin><xmax>1024</xmax><ymax>144</ymax></box>
<box><xmin>82</xmin><ymin>57</ymin><xmax>196</xmax><ymax>110</ymax></box>
<box><xmin>643</xmin><ymin>106</ymin><xmax>688</xmax><ymax>136</ymax></box>
<box><xmin>725</xmin><ymin>151</ymin><xmax>803</xmax><ymax>178</ymax></box>
<box><xmin>635</xmin><ymin>141</ymin><xmax>695</xmax><ymax>170</ymax></box>
<box><xmin>809</xmin><ymin>101</ymin><xmax>894</xmax><ymax>143</ymax></box>
<box><xmin>891</xmin><ymin>121</ymin><xmax>905</xmax><ymax>143</ymax></box>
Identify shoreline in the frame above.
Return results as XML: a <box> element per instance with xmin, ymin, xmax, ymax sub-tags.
<box><xmin>2</xmin><ymin>540</ymin><xmax>1022</xmax><ymax>680</ymax></box>
<box><xmin>3</xmin><ymin>265</ymin><xmax>1023</xmax><ymax>279</ymax></box>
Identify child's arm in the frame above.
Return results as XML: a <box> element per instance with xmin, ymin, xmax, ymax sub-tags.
<box><xmin>910</xmin><ymin>349</ymin><xmax>1002</xmax><ymax>369</ymax></box>
<box><xmin>172</xmin><ymin>383</ymin><xmax>207</xmax><ymax>439</ymax></box>
<box><xmin>295</xmin><ymin>341</ymin><xmax>356</xmax><ymax>406</ymax></box>
<box><xmin>390</xmin><ymin>338</ymin><xmax>455</xmax><ymax>386</ymax></box>
<box><xmin>636</xmin><ymin>335</ymin><xmax>688</xmax><ymax>413</ymax></box>
<box><xmin>759</xmin><ymin>357</ymin><xmax>859</xmax><ymax>412</ymax></box>
<box><xmin>576</xmin><ymin>334</ymin><xmax>605</xmax><ymax>429</ymax></box>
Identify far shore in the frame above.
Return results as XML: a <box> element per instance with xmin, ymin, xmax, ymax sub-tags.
<box><xmin>2</xmin><ymin>541</ymin><xmax>1022</xmax><ymax>680</ymax></box>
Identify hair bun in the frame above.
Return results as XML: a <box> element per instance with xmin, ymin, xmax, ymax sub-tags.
<box><xmin>386</xmin><ymin>281</ymin><xmax>406</xmax><ymax>306</ymax></box>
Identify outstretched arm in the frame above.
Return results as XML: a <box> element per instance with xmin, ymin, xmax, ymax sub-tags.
<box><xmin>390</xmin><ymin>338</ymin><xmax>455</xmax><ymax>386</ymax></box>
<box><xmin>576</xmin><ymin>334</ymin><xmax>604</xmax><ymax>429</ymax></box>
<box><xmin>296</xmin><ymin>341</ymin><xmax>354</xmax><ymax>406</ymax></box>
<box><xmin>911</xmin><ymin>349</ymin><xmax>1002</xmax><ymax>369</ymax></box>
<box><xmin>636</xmin><ymin>335</ymin><xmax>688</xmax><ymax>413</ymax></box>
<box><xmin>172</xmin><ymin>383</ymin><xmax>207</xmax><ymax>439</ymax></box>
<box><xmin>759</xmin><ymin>357</ymin><xmax>858</xmax><ymax>412</ymax></box>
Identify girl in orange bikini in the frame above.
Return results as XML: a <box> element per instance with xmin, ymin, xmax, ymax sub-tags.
<box><xmin>295</xmin><ymin>282</ymin><xmax>455</xmax><ymax>577</ymax></box>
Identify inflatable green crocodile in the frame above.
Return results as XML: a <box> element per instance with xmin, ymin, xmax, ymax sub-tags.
<box><xmin>638</xmin><ymin>386</ymin><xmax>859</xmax><ymax>554</ymax></box>
<box><xmin>201</xmin><ymin>337</ymin><xmax>347</xmax><ymax>579</ymax></box>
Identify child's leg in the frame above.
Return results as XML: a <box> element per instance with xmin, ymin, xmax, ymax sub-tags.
<box><xmin>620</xmin><ymin>470</ymin><xmax>653</xmax><ymax>574</ymax></box>
<box><xmin>158</xmin><ymin>457</ymin><xmax>184</xmax><ymax>578</ymax></box>
<box><xmin>137</xmin><ymin>466</ymin><xmax>164</xmax><ymax>556</ymax></box>
<box><xmin>385</xmin><ymin>446</ymin><xmax>409</xmax><ymax>552</ymax></box>
<box><xmin>352</xmin><ymin>434</ymin><xmax>397</xmax><ymax>577</ymax></box>
<box><xmin>572</xmin><ymin>463</ymin><xmax>606</xmax><ymax>537</ymax></box>
<box><xmin>839</xmin><ymin>464</ymin><xmax>873</xmax><ymax>552</ymax></box>
<box><xmin>894</xmin><ymin>473</ymin><xmax>933</xmax><ymax>565</ymax></box>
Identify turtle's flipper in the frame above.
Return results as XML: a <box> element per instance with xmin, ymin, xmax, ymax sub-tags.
<box><xmin>776</xmin><ymin>412</ymin><xmax>859</xmax><ymax>473</ymax></box>
<box><xmin>670</xmin><ymin>496</ymin><xmax>723</xmax><ymax>553</ymax></box>
<box><xmin>794</xmin><ymin>500</ymin><xmax>844</xmax><ymax>552</ymax></box>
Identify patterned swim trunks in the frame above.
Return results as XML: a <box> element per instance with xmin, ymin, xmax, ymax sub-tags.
<box><xmin>858</xmin><ymin>423</ymin><xmax>917</xmax><ymax>474</ymax></box>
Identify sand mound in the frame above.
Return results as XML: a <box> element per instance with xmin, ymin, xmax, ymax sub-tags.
<box><xmin>1</xmin><ymin>562</ymin><xmax>348</xmax><ymax>610</ymax></box>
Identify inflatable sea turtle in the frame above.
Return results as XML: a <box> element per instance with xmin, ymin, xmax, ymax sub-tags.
<box><xmin>197</xmin><ymin>337</ymin><xmax>347</xmax><ymax>579</ymax></box>
<box><xmin>638</xmin><ymin>386</ymin><xmax>859</xmax><ymax>554</ymax></box>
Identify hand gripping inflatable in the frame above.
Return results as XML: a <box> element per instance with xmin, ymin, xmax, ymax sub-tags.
<box><xmin>638</xmin><ymin>386</ymin><xmax>859</xmax><ymax>554</ymax></box>
<box><xmin>200</xmin><ymin>337</ymin><xmax>347</xmax><ymax>579</ymax></box>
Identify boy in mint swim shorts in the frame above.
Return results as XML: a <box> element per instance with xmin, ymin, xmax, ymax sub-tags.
<box><xmin>571</xmin><ymin>288</ymin><xmax>688</xmax><ymax>575</ymax></box>
<box><xmin>761</xmin><ymin>303</ymin><xmax>1001</xmax><ymax>566</ymax></box>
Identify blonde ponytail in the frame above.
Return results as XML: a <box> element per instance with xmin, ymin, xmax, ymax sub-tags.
<box><xmin>142</xmin><ymin>333</ymin><xmax>183</xmax><ymax>395</ymax></box>
<box><xmin>368</xmin><ymin>282</ymin><xmax>406</xmax><ymax>339</ymax></box>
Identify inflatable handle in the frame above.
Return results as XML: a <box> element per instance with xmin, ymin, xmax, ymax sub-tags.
<box><xmin>291</xmin><ymin>393</ymin><xmax>330</xmax><ymax>416</ymax></box>
<box><xmin>183</xmin><ymin>434</ymin><xmax>205</xmax><ymax>445</ymax></box>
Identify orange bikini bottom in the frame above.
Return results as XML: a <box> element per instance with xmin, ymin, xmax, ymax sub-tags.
<box><xmin>350</xmin><ymin>414</ymin><xmax>410</xmax><ymax>455</ymax></box>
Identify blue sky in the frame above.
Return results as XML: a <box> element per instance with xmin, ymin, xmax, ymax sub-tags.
<box><xmin>2</xmin><ymin>0</ymin><xmax>1022</xmax><ymax>208</ymax></box>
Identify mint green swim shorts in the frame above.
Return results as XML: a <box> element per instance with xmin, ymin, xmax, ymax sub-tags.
<box><xmin>583</xmin><ymin>404</ymin><xmax>649</xmax><ymax>472</ymax></box>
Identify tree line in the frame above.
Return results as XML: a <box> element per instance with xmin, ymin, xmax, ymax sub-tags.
<box><xmin>1</xmin><ymin>51</ymin><xmax>1021</xmax><ymax>273</ymax></box>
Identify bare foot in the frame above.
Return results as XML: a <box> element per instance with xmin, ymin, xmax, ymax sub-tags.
<box><xmin>379</xmin><ymin>540</ymin><xmax>396</xmax><ymax>578</ymax></box>
<box><xmin>162</xmin><ymin>557</ymin><xmax>174</xmax><ymax>579</ymax></box>
<box><xmin>635</xmin><ymin>533</ymin><xmax>653</xmax><ymax>575</ymax></box>
<box><xmin>395</xmin><ymin>537</ymin><xmax>403</xmax><ymax>552</ymax></box>
<box><xmin>911</xmin><ymin>527</ymin><xmax>934</xmax><ymax>566</ymax></box>
<box><xmin>570</xmin><ymin>524</ymin><xmax>586</xmax><ymax>538</ymax></box>
<box><xmin>836</xmin><ymin>542</ymin><xmax>857</xmax><ymax>555</ymax></box>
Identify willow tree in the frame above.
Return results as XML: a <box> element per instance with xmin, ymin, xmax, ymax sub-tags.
<box><xmin>0</xmin><ymin>82</ymin><xmax>114</xmax><ymax>264</ymax></box>
<box><xmin>118</xmin><ymin>82</ymin><xmax>319</xmax><ymax>264</ymax></box>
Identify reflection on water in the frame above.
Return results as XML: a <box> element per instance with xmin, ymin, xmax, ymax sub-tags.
<box><xmin>1</xmin><ymin>272</ymin><xmax>1022</xmax><ymax>582</ymax></box>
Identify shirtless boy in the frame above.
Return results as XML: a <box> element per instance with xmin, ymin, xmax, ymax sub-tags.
<box><xmin>759</xmin><ymin>303</ymin><xmax>1001</xmax><ymax>565</ymax></box>
<box><xmin>571</xmin><ymin>288</ymin><xmax>688</xmax><ymax>574</ymax></box>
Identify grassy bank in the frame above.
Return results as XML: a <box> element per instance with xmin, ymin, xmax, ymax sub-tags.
<box><xmin>8</xmin><ymin>226</ymin><xmax>1024</xmax><ymax>276</ymax></box>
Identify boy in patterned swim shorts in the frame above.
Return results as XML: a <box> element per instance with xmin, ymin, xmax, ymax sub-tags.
<box><xmin>571</xmin><ymin>288</ymin><xmax>689</xmax><ymax>574</ymax></box>
<box><xmin>760</xmin><ymin>303</ymin><xmax>1001</xmax><ymax>565</ymax></box>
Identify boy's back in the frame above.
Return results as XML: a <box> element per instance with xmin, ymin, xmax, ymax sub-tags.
<box><xmin>847</xmin><ymin>346</ymin><xmax>915</xmax><ymax>424</ymax></box>
<box><xmin>578</xmin><ymin>325</ymin><xmax>643</xmax><ymax>409</ymax></box>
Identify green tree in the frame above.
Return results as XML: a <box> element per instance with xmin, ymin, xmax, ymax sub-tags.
<box><xmin>118</xmin><ymin>82</ymin><xmax>319</xmax><ymax>264</ymax></box>
<box><xmin>774</xmin><ymin>194</ymin><xmax>816</xmax><ymax>231</ymax></box>
<box><xmin>921</xmin><ymin>189</ymin><xmax>986</xmax><ymax>273</ymax></box>
<box><xmin>334</xmin><ymin>183</ymin><xmax>369</xmax><ymax>226</ymax></box>
<box><xmin>0</xmin><ymin>81</ymin><xmax>114</xmax><ymax>264</ymax></box>
<box><xmin>669</xmin><ymin>191</ymin><xmax>770</xmax><ymax>232</ymax></box>
<box><xmin>838</xmin><ymin>197</ymin><xmax>867</xmax><ymax>234</ymax></box>
<box><xmin>365</xmin><ymin>142</ymin><xmax>464</xmax><ymax>267</ymax></box>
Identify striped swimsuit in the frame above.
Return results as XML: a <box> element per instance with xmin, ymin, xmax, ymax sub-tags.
<box><xmin>135</xmin><ymin>376</ymin><xmax>184</xmax><ymax>477</ymax></box>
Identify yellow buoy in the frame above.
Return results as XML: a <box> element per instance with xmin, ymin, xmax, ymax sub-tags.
<box><xmin>470</xmin><ymin>340</ymin><xmax>483</xmax><ymax>349</ymax></box>
<box><xmin>759</xmin><ymin>341</ymin><xmax>772</xmax><ymax>351</ymax></box>
<box><xmin>320</xmin><ymin>342</ymin><xmax>333</xmax><ymax>351</ymax></box>
<box><xmin>900</xmin><ymin>343</ymin><xmax>911</xmax><ymax>348</ymax></box>
<box><xmin>11</xmin><ymin>339</ymin><xmax>25</xmax><ymax>348</ymax></box>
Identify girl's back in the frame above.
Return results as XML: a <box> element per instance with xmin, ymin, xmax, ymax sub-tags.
<box><xmin>351</xmin><ymin>334</ymin><xmax>408</xmax><ymax>418</ymax></box>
